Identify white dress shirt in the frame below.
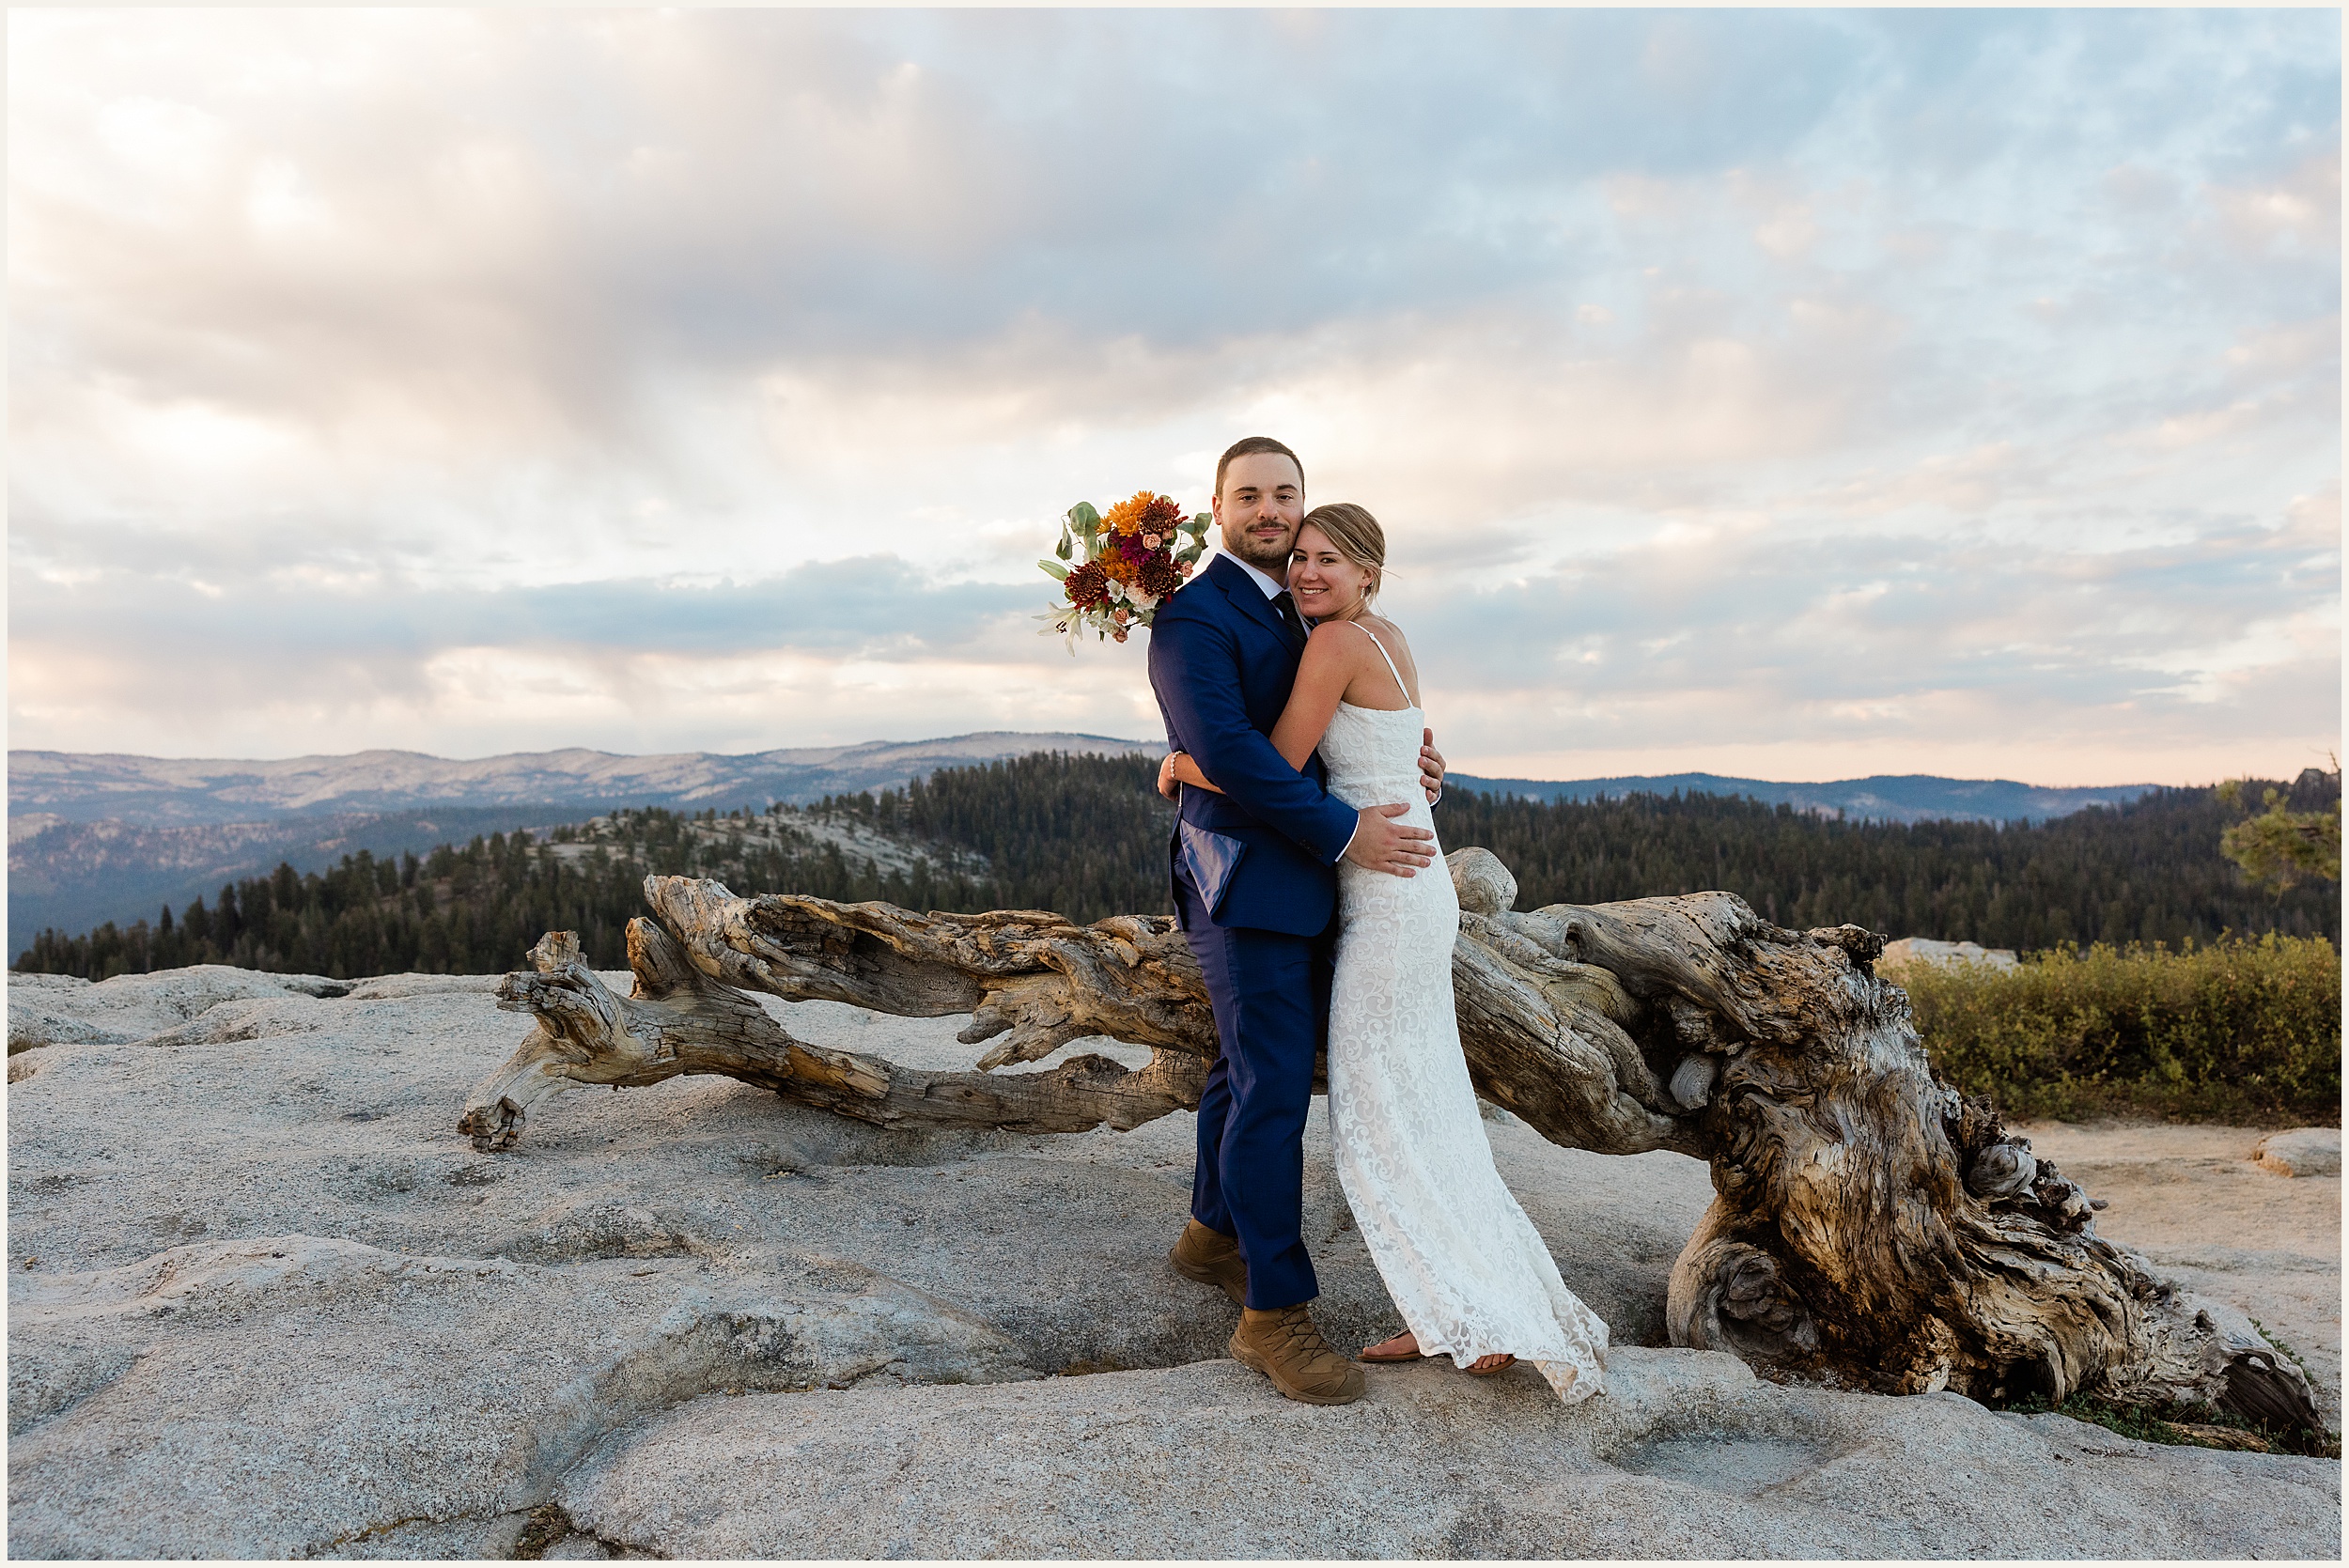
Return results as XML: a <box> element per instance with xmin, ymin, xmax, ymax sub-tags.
<box><xmin>1234</xmin><ymin>555</ymin><xmax>1289</xmax><ymax>601</ymax></box>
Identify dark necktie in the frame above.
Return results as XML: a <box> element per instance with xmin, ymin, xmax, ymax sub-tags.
<box><xmin>1271</xmin><ymin>590</ymin><xmax>1309</xmax><ymax>645</ymax></box>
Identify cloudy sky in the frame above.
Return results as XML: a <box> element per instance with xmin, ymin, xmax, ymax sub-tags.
<box><xmin>9</xmin><ymin>8</ymin><xmax>2340</xmax><ymax>785</ymax></box>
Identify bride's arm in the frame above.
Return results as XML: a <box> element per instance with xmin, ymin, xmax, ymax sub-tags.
<box><xmin>1267</xmin><ymin>624</ymin><xmax>1356</xmax><ymax>768</ymax></box>
<box><xmin>1159</xmin><ymin>626</ymin><xmax>1358</xmax><ymax>798</ymax></box>
<box><xmin>1159</xmin><ymin>751</ymin><xmax>1218</xmax><ymax>797</ymax></box>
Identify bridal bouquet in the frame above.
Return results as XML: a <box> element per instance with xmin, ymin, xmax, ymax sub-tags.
<box><xmin>1037</xmin><ymin>490</ymin><xmax>1210</xmax><ymax>649</ymax></box>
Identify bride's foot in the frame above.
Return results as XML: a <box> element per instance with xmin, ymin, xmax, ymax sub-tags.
<box><xmin>1359</xmin><ymin>1330</ymin><xmax>1424</xmax><ymax>1363</ymax></box>
<box><xmin>1360</xmin><ymin>1333</ymin><xmax>1513</xmax><ymax>1375</ymax></box>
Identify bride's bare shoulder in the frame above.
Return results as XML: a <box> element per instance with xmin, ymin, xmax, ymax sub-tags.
<box><xmin>1304</xmin><ymin>618</ymin><xmax>1371</xmax><ymax>654</ymax></box>
<box><xmin>1362</xmin><ymin>613</ymin><xmax>1414</xmax><ymax>656</ymax></box>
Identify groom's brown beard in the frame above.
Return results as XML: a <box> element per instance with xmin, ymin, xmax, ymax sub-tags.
<box><xmin>1223</xmin><ymin>526</ymin><xmax>1296</xmax><ymax>573</ymax></box>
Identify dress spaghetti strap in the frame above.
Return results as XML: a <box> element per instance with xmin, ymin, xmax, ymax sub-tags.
<box><xmin>1351</xmin><ymin>621</ymin><xmax>1411</xmax><ymax>707</ymax></box>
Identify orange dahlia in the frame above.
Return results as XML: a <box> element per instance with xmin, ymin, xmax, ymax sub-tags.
<box><xmin>1102</xmin><ymin>490</ymin><xmax>1185</xmax><ymax>538</ymax></box>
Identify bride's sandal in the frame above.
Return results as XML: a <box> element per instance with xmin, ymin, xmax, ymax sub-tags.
<box><xmin>1359</xmin><ymin>1331</ymin><xmax>1425</xmax><ymax>1363</ymax></box>
<box><xmin>1464</xmin><ymin>1353</ymin><xmax>1517</xmax><ymax>1376</ymax></box>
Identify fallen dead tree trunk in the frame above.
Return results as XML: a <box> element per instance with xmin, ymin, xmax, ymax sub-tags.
<box><xmin>456</xmin><ymin>917</ymin><xmax>1208</xmax><ymax>1148</ymax></box>
<box><xmin>458</xmin><ymin>851</ymin><xmax>2318</xmax><ymax>1435</ymax></box>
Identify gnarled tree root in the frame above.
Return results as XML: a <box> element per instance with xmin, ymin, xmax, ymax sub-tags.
<box><xmin>458</xmin><ymin>854</ymin><xmax>2319</xmax><ymax>1436</ymax></box>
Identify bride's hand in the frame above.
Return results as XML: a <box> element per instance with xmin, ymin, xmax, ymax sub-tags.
<box><xmin>1158</xmin><ymin>752</ymin><xmax>1184</xmax><ymax>800</ymax></box>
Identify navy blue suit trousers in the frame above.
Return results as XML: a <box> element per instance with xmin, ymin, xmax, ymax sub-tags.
<box><xmin>1176</xmin><ymin>862</ymin><xmax>1337</xmax><ymax>1311</ymax></box>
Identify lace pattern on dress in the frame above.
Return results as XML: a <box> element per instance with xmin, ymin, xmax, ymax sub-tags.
<box><xmin>1318</xmin><ymin>698</ymin><xmax>1610</xmax><ymax>1405</ymax></box>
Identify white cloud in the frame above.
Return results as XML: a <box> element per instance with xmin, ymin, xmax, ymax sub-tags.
<box><xmin>6</xmin><ymin>8</ymin><xmax>2338</xmax><ymax>784</ymax></box>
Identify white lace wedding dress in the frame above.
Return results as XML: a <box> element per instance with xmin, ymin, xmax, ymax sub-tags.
<box><xmin>1320</xmin><ymin>637</ymin><xmax>1610</xmax><ymax>1405</ymax></box>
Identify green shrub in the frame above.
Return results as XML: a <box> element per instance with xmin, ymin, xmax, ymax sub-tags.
<box><xmin>1999</xmin><ymin>1390</ymin><xmax>2340</xmax><ymax>1457</ymax></box>
<box><xmin>1891</xmin><ymin>935</ymin><xmax>2340</xmax><ymax>1124</ymax></box>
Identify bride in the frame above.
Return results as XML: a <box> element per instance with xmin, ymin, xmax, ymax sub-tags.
<box><xmin>1158</xmin><ymin>502</ymin><xmax>1610</xmax><ymax>1405</ymax></box>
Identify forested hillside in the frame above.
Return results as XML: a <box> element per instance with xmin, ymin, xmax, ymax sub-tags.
<box><xmin>1437</xmin><ymin>768</ymin><xmax>2341</xmax><ymax>951</ymax></box>
<box><xmin>14</xmin><ymin>754</ymin><xmax>2337</xmax><ymax>982</ymax></box>
<box><xmin>8</xmin><ymin>753</ymin><xmax>1162</xmax><ymax>980</ymax></box>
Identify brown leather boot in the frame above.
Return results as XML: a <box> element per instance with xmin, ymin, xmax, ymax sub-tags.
<box><xmin>1167</xmin><ymin>1219</ymin><xmax>1247</xmax><ymax>1304</ymax></box>
<box><xmin>1229</xmin><ymin>1303</ymin><xmax>1366</xmax><ymax>1405</ymax></box>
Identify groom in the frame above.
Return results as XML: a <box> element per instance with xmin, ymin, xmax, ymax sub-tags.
<box><xmin>1146</xmin><ymin>435</ymin><xmax>1444</xmax><ymax>1406</ymax></box>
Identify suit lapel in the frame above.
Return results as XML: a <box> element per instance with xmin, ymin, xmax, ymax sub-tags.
<box><xmin>1206</xmin><ymin>553</ymin><xmax>1302</xmax><ymax>652</ymax></box>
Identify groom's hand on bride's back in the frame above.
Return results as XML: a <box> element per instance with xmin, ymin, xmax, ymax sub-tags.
<box><xmin>1418</xmin><ymin>728</ymin><xmax>1445</xmax><ymax>805</ymax></box>
<box><xmin>1345</xmin><ymin>803</ymin><xmax>1437</xmax><ymax>877</ymax></box>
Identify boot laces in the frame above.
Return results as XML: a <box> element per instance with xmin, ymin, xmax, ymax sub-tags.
<box><xmin>1274</xmin><ymin>1307</ymin><xmax>1331</xmax><ymax>1361</ymax></box>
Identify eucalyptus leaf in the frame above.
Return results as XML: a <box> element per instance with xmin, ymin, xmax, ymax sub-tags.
<box><xmin>1055</xmin><ymin>531</ymin><xmax>1073</xmax><ymax>560</ymax></box>
<box><xmin>1038</xmin><ymin>559</ymin><xmax>1070</xmax><ymax>580</ymax></box>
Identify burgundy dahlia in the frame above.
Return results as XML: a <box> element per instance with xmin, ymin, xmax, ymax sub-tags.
<box><xmin>1063</xmin><ymin>559</ymin><xmax>1111</xmax><ymax>610</ymax></box>
<box><xmin>1138</xmin><ymin>556</ymin><xmax>1183</xmax><ymax>598</ymax></box>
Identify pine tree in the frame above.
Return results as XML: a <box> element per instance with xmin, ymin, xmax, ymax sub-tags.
<box><xmin>13</xmin><ymin>758</ymin><xmax>2336</xmax><ymax>982</ymax></box>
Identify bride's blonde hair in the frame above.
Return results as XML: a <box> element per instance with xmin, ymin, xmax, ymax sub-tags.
<box><xmin>1300</xmin><ymin>503</ymin><xmax>1387</xmax><ymax>606</ymax></box>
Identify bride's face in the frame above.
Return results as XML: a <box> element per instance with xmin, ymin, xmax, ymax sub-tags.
<box><xmin>1289</xmin><ymin>524</ymin><xmax>1374</xmax><ymax>620</ymax></box>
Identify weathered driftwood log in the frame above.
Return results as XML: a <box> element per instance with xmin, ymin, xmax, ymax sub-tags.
<box><xmin>459</xmin><ymin>920</ymin><xmax>1207</xmax><ymax>1151</ymax></box>
<box><xmin>459</xmin><ymin>853</ymin><xmax>2319</xmax><ymax>1434</ymax></box>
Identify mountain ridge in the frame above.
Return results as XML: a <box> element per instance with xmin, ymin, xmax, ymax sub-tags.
<box><xmin>1446</xmin><ymin>771</ymin><xmax>2159</xmax><ymax>826</ymax></box>
<box><xmin>8</xmin><ymin>737</ymin><xmax>2178</xmax><ymax>955</ymax></box>
<box><xmin>15</xmin><ymin>739</ymin><xmax>2162</xmax><ymax>827</ymax></box>
<box><xmin>21</xmin><ymin>757</ymin><xmax>2337</xmax><ymax>982</ymax></box>
<box><xmin>8</xmin><ymin>733</ymin><xmax>1168</xmax><ymax>824</ymax></box>
<box><xmin>8</xmin><ymin>733</ymin><xmax>1166</xmax><ymax>952</ymax></box>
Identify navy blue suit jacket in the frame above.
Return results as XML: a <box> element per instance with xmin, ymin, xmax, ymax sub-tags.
<box><xmin>1147</xmin><ymin>553</ymin><xmax>1361</xmax><ymax>936</ymax></box>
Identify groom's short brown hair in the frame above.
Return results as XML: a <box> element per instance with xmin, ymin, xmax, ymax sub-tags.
<box><xmin>1216</xmin><ymin>436</ymin><xmax>1304</xmax><ymax>498</ymax></box>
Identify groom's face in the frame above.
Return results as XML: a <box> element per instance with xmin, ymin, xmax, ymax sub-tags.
<box><xmin>1212</xmin><ymin>452</ymin><xmax>1305</xmax><ymax>573</ymax></box>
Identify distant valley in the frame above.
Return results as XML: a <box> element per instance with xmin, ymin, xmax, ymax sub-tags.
<box><xmin>9</xmin><ymin>736</ymin><xmax>2170</xmax><ymax>956</ymax></box>
<box><xmin>8</xmin><ymin>734</ymin><xmax>1157</xmax><ymax>954</ymax></box>
<box><xmin>9</xmin><ymin>733</ymin><xmax>1167</xmax><ymax>826</ymax></box>
<box><xmin>8</xmin><ymin>807</ymin><xmax>600</xmax><ymax>955</ymax></box>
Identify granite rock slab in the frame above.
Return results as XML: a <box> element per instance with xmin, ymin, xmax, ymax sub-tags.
<box><xmin>8</xmin><ymin>969</ymin><xmax>2339</xmax><ymax>1559</ymax></box>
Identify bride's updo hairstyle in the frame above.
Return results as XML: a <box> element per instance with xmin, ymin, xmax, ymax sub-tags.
<box><xmin>1300</xmin><ymin>503</ymin><xmax>1387</xmax><ymax>608</ymax></box>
